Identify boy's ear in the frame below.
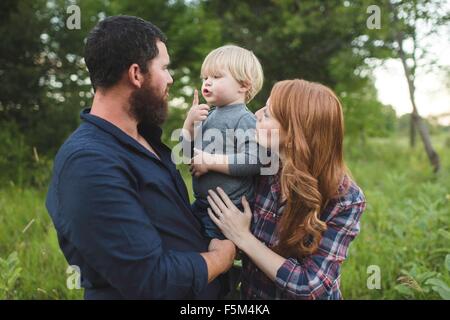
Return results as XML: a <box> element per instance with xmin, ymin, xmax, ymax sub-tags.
<box><xmin>238</xmin><ymin>81</ymin><xmax>251</xmax><ymax>93</ymax></box>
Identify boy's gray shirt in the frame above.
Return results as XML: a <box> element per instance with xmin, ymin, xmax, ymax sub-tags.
<box><xmin>184</xmin><ymin>103</ymin><xmax>261</xmax><ymax>205</ymax></box>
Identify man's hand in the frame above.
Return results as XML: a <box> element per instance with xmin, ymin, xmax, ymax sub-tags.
<box><xmin>182</xmin><ymin>89</ymin><xmax>210</xmax><ymax>139</ymax></box>
<box><xmin>200</xmin><ymin>239</ymin><xmax>236</xmax><ymax>283</ymax></box>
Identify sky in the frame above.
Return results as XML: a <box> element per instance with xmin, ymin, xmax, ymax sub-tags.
<box><xmin>372</xmin><ymin>18</ymin><xmax>450</xmax><ymax>125</ymax></box>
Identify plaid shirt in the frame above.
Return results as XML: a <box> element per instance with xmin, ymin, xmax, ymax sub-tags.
<box><xmin>241</xmin><ymin>172</ymin><xmax>366</xmax><ymax>300</ymax></box>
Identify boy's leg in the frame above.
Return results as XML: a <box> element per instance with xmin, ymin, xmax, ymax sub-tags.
<box><xmin>192</xmin><ymin>198</ymin><xmax>226</xmax><ymax>240</ymax></box>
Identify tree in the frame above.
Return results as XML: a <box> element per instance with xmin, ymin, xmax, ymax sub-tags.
<box><xmin>385</xmin><ymin>0</ymin><xmax>446</xmax><ymax>172</ymax></box>
<box><xmin>201</xmin><ymin>0</ymin><xmax>399</xmax><ymax>143</ymax></box>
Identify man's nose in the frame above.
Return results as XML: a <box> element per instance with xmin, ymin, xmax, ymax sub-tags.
<box><xmin>167</xmin><ymin>74</ymin><xmax>174</xmax><ymax>85</ymax></box>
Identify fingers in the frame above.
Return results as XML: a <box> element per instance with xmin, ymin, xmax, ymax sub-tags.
<box><xmin>241</xmin><ymin>196</ymin><xmax>252</xmax><ymax>217</ymax></box>
<box><xmin>190</xmin><ymin>167</ymin><xmax>199</xmax><ymax>177</ymax></box>
<box><xmin>216</xmin><ymin>187</ymin><xmax>236</xmax><ymax>210</ymax></box>
<box><xmin>197</xmin><ymin>104</ymin><xmax>210</xmax><ymax>111</ymax></box>
<box><xmin>192</xmin><ymin>89</ymin><xmax>199</xmax><ymax>106</ymax></box>
<box><xmin>195</xmin><ymin>109</ymin><xmax>209</xmax><ymax>117</ymax></box>
<box><xmin>207</xmin><ymin>189</ymin><xmax>228</xmax><ymax>213</ymax></box>
<box><xmin>189</xmin><ymin>162</ymin><xmax>203</xmax><ymax>177</ymax></box>
<box><xmin>207</xmin><ymin>208</ymin><xmax>222</xmax><ymax>228</ymax></box>
<box><xmin>192</xmin><ymin>107</ymin><xmax>209</xmax><ymax>123</ymax></box>
<box><xmin>207</xmin><ymin>195</ymin><xmax>223</xmax><ymax>217</ymax></box>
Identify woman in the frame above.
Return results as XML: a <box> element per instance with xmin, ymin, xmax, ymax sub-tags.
<box><xmin>206</xmin><ymin>79</ymin><xmax>366</xmax><ymax>299</ymax></box>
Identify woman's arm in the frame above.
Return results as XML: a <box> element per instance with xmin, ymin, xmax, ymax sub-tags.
<box><xmin>206</xmin><ymin>187</ymin><xmax>284</xmax><ymax>280</ymax></box>
<box><xmin>234</xmin><ymin>232</ymin><xmax>285</xmax><ymax>281</ymax></box>
<box><xmin>271</xmin><ymin>200</ymin><xmax>366</xmax><ymax>298</ymax></box>
<box><xmin>207</xmin><ymin>187</ymin><xmax>366</xmax><ymax>299</ymax></box>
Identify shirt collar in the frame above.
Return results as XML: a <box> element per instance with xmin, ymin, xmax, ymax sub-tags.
<box><xmin>80</xmin><ymin>108</ymin><xmax>164</xmax><ymax>160</ymax></box>
<box><xmin>213</xmin><ymin>103</ymin><xmax>246</xmax><ymax>112</ymax></box>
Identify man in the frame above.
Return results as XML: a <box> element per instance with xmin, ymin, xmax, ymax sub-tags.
<box><xmin>46</xmin><ymin>15</ymin><xmax>235</xmax><ymax>299</ymax></box>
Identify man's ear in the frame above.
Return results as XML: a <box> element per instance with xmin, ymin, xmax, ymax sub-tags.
<box><xmin>127</xmin><ymin>63</ymin><xmax>145</xmax><ymax>88</ymax></box>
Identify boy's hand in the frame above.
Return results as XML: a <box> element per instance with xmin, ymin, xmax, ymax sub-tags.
<box><xmin>190</xmin><ymin>148</ymin><xmax>212</xmax><ymax>177</ymax></box>
<box><xmin>190</xmin><ymin>148</ymin><xmax>230</xmax><ymax>177</ymax></box>
<box><xmin>183</xmin><ymin>89</ymin><xmax>210</xmax><ymax>138</ymax></box>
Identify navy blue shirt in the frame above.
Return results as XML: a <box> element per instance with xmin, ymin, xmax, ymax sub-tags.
<box><xmin>46</xmin><ymin>108</ymin><xmax>222</xmax><ymax>299</ymax></box>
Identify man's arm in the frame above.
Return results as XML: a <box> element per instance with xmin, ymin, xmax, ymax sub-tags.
<box><xmin>54</xmin><ymin>149</ymin><xmax>233</xmax><ymax>299</ymax></box>
<box><xmin>200</xmin><ymin>239</ymin><xmax>236</xmax><ymax>283</ymax></box>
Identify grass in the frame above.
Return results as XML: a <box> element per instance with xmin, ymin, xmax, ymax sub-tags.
<box><xmin>340</xmin><ymin>134</ymin><xmax>450</xmax><ymax>299</ymax></box>
<box><xmin>0</xmin><ymin>134</ymin><xmax>448</xmax><ymax>299</ymax></box>
<box><xmin>0</xmin><ymin>186</ymin><xmax>83</xmax><ymax>299</ymax></box>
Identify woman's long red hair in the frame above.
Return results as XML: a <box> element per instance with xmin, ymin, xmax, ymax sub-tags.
<box><xmin>270</xmin><ymin>79</ymin><xmax>348</xmax><ymax>259</ymax></box>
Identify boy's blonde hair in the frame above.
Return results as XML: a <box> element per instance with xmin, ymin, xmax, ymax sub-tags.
<box><xmin>200</xmin><ymin>45</ymin><xmax>264</xmax><ymax>103</ymax></box>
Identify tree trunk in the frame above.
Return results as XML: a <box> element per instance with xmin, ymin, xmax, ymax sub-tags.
<box><xmin>389</xmin><ymin>1</ymin><xmax>441</xmax><ymax>173</ymax></box>
<box><xmin>410</xmin><ymin>112</ymin><xmax>440</xmax><ymax>172</ymax></box>
<box><xmin>410</xmin><ymin>113</ymin><xmax>416</xmax><ymax>147</ymax></box>
<box><xmin>398</xmin><ymin>54</ymin><xmax>440</xmax><ymax>172</ymax></box>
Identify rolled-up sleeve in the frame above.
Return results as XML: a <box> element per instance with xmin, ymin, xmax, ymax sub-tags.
<box><xmin>55</xmin><ymin>149</ymin><xmax>208</xmax><ymax>299</ymax></box>
<box><xmin>274</xmin><ymin>201</ymin><xmax>366</xmax><ymax>299</ymax></box>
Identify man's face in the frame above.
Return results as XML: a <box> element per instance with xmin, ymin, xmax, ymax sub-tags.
<box><xmin>149</xmin><ymin>41</ymin><xmax>173</xmax><ymax>100</ymax></box>
<box><xmin>129</xmin><ymin>41</ymin><xmax>173</xmax><ymax>127</ymax></box>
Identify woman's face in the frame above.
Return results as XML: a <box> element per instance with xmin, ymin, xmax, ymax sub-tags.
<box><xmin>255</xmin><ymin>98</ymin><xmax>284</xmax><ymax>151</ymax></box>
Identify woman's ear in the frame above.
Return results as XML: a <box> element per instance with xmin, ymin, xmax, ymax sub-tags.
<box><xmin>127</xmin><ymin>63</ymin><xmax>144</xmax><ymax>88</ymax></box>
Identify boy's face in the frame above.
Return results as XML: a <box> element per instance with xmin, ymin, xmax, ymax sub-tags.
<box><xmin>201</xmin><ymin>70</ymin><xmax>246</xmax><ymax>107</ymax></box>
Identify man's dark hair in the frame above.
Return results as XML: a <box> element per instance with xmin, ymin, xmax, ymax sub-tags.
<box><xmin>84</xmin><ymin>15</ymin><xmax>167</xmax><ymax>90</ymax></box>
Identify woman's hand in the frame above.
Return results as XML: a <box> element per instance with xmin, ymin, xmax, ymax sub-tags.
<box><xmin>206</xmin><ymin>187</ymin><xmax>252</xmax><ymax>248</ymax></box>
<box><xmin>208</xmin><ymin>188</ymin><xmax>286</xmax><ymax>283</ymax></box>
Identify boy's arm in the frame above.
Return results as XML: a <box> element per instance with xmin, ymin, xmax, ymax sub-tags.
<box><xmin>182</xmin><ymin>90</ymin><xmax>210</xmax><ymax>138</ymax></box>
<box><xmin>180</xmin><ymin>89</ymin><xmax>210</xmax><ymax>159</ymax></box>
<box><xmin>228</xmin><ymin>113</ymin><xmax>260</xmax><ymax>176</ymax></box>
<box><xmin>190</xmin><ymin>113</ymin><xmax>261</xmax><ymax>177</ymax></box>
<box><xmin>191</xmin><ymin>149</ymin><xmax>230</xmax><ymax>176</ymax></box>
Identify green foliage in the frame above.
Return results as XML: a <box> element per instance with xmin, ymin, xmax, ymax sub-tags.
<box><xmin>340</xmin><ymin>134</ymin><xmax>450</xmax><ymax>299</ymax></box>
<box><xmin>202</xmin><ymin>0</ymin><xmax>386</xmax><ymax>110</ymax></box>
<box><xmin>0</xmin><ymin>121</ymin><xmax>53</xmax><ymax>188</ymax></box>
<box><xmin>0</xmin><ymin>187</ymin><xmax>83</xmax><ymax>299</ymax></box>
<box><xmin>394</xmin><ymin>260</ymin><xmax>450</xmax><ymax>299</ymax></box>
<box><xmin>0</xmin><ymin>134</ymin><xmax>449</xmax><ymax>299</ymax></box>
<box><xmin>340</xmin><ymin>82</ymin><xmax>397</xmax><ymax>141</ymax></box>
<box><xmin>0</xmin><ymin>252</ymin><xmax>22</xmax><ymax>300</ymax></box>
<box><xmin>0</xmin><ymin>0</ymin><xmax>448</xmax><ymax>300</ymax></box>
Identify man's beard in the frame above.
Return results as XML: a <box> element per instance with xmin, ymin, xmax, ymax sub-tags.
<box><xmin>129</xmin><ymin>76</ymin><xmax>168</xmax><ymax>127</ymax></box>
